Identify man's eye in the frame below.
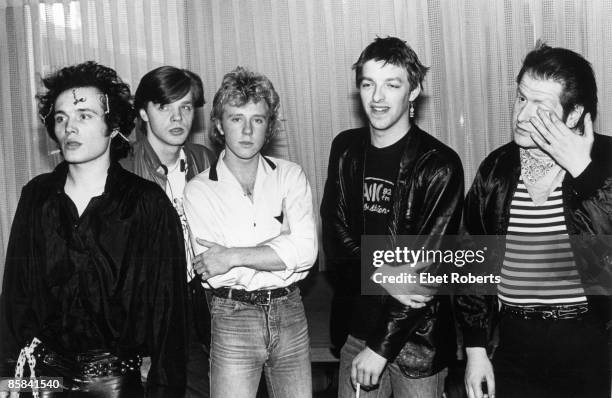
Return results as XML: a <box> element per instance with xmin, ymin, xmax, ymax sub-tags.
<box><xmin>182</xmin><ymin>105</ymin><xmax>193</xmax><ymax>111</ymax></box>
<box><xmin>158</xmin><ymin>104</ymin><xmax>168</xmax><ymax>111</ymax></box>
<box><xmin>361</xmin><ymin>82</ymin><xmax>372</xmax><ymax>89</ymax></box>
<box><xmin>517</xmin><ymin>95</ymin><xmax>526</xmax><ymax>103</ymax></box>
<box><xmin>80</xmin><ymin>114</ymin><xmax>92</xmax><ymax>120</ymax></box>
<box><xmin>387</xmin><ymin>84</ymin><xmax>400</xmax><ymax>89</ymax></box>
<box><xmin>54</xmin><ymin>116</ymin><xmax>65</xmax><ymax>124</ymax></box>
<box><xmin>231</xmin><ymin>117</ymin><xmax>241</xmax><ymax>122</ymax></box>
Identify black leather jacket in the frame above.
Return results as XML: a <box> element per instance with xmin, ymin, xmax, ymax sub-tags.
<box><xmin>321</xmin><ymin>125</ymin><xmax>464</xmax><ymax>376</ymax></box>
<box><xmin>457</xmin><ymin>135</ymin><xmax>612</xmax><ymax>349</ymax></box>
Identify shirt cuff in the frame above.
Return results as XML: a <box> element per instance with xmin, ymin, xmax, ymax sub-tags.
<box><xmin>264</xmin><ymin>236</ymin><xmax>297</xmax><ymax>280</ymax></box>
<box><xmin>207</xmin><ymin>267</ymin><xmax>256</xmax><ymax>289</ymax></box>
<box><xmin>462</xmin><ymin>326</ymin><xmax>488</xmax><ymax>348</ymax></box>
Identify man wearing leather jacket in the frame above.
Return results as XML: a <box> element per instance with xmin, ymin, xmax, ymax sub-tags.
<box><xmin>458</xmin><ymin>42</ymin><xmax>612</xmax><ymax>398</ymax></box>
<box><xmin>321</xmin><ymin>36</ymin><xmax>464</xmax><ymax>398</ymax></box>
<box><xmin>120</xmin><ymin>66</ymin><xmax>215</xmax><ymax>398</ymax></box>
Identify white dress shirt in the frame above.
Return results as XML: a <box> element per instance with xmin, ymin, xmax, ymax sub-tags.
<box><xmin>183</xmin><ymin>151</ymin><xmax>317</xmax><ymax>290</ymax></box>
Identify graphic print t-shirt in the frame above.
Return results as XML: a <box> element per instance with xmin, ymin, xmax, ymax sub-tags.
<box><xmin>351</xmin><ymin>133</ymin><xmax>406</xmax><ymax>340</ymax></box>
<box><xmin>363</xmin><ymin>135</ymin><xmax>406</xmax><ymax>235</ymax></box>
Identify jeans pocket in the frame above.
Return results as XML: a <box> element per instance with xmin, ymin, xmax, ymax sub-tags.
<box><xmin>210</xmin><ymin>296</ymin><xmax>239</xmax><ymax>317</ymax></box>
<box><xmin>284</xmin><ymin>289</ymin><xmax>305</xmax><ymax>313</ymax></box>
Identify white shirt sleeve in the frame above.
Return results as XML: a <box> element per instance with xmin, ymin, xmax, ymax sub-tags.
<box><xmin>183</xmin><ymin>177</ymin><xmax>256</xmax><ymax>288</ymax></box>
<box><xmin>263</xmin><ymin>165</ymin><xmax>318</xmax><ymax>279</ymax></box>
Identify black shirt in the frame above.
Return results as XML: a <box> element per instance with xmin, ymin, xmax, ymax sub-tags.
<box><xmin>0</xmin><ymin>161</ymin><xmax>188</xmax><ymax>397</ymax></box>
<box><xmin>363</xmin><ymin>134</ymin><xmax>406</xmax><ymax>234</ymax></box>
<box><xmin>351</xmin><ymin>132</ymin><xmax>407</xmax><ymax>340</ymax></box>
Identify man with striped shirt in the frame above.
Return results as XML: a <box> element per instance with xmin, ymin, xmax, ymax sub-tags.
<box><xmin>458</xmin><ymin>42</ymin><xmax>612</xmax><ymax>398</ymax></box>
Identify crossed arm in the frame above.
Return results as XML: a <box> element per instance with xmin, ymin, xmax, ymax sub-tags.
<box><xmin>184</xmin><ymin>165</ymin><xmax>317</xmax><ymax>286</ymax></box>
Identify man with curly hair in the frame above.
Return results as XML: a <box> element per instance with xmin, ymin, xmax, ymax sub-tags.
<box><xmin>184</xmin><ymin>66</ymin><xmax>317</xmax><ymax>398</ymax></box>
<box><xmin>0</xmin><ymin>61</ymin><xmax>188</xmax><ymax>397</ymax></box>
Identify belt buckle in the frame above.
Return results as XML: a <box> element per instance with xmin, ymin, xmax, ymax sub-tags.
<box><xmin>540</xmin><ymin>308</ymin><xmax>560</xmax><ymax>320</ymax></box>
<box><xmin>254</xmin><ymin>290</ymin><xmax>272</xmax><ymax>306</ymax></box>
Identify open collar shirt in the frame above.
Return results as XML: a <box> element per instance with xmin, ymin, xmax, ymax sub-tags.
<box><xmin>183</xmin><ymin>151</ymin><xmax>317</xmax><ymax>291</ymax></box>
<box><xmin>0</xmin><ymin>161</ymin><xmax>188</xmax><ymax>397</ymax></box>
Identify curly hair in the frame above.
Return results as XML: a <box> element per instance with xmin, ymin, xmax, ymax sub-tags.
<box><xmin>37</xmin><ymin>61</ymin><xmax>136</xmax><ymax>161</ymax></box>
<box><xmin>210</xmin><ymin>66</ymin><xmax>280</xmax><ymax>148</ymax></box>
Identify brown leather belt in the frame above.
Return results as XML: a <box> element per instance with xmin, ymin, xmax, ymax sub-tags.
<box><xmin>212</xmin><ymin>284</ymin><xmax>297</xmax><ymax>305</ymax></box>
<box><xmin>500</xmin><ymin>303</ymin><xmax>589</xmax><ymax>320</ymax></box>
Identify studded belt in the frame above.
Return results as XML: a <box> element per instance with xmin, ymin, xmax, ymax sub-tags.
<box><xmin>212</xmin><ymin>284</ymin><xmax>297</xmax><ymax>305</ymax></box>
<box><xmin>500</xmin><ymin>303</ymin><xmax>589</xmax><ymax>320</ymax></box>
<box><xmin>34</xmin><ymin>345</ymin><xmax>142</xmax><ymax>379</ymax></box>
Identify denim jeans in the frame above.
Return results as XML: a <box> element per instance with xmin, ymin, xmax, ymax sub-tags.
<box><xmin>209</xmin><ymin>288</ymin><xmax>312</xmax><ymax>398</ymax></box>
<box><xmin>338</xmin><ymin>335</ymin><xmax>447</xmax><ymax>398</ymax></box>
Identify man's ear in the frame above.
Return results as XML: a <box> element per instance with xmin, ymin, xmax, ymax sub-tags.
<box><xmin>215</xmin><ymin>120</ymin><xmax>225</xmax><ymax>136</ymax></box>
<box><xmin>139</xmin><ymin>108</ymin><xmax>149</xmax><ymax>123</ymax></box>
<box><xmin>409</xmin><ymin>85</ymin><xmax>421</xmax><ymax>102</ymax></box>
<box><xmin>566</xmin><ymin>105</ymin><xmax>584</xmax><ymax>129</ymax></box>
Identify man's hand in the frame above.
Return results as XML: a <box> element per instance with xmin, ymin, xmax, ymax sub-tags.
<box><xmin>351</xmin><ymin>346</ymin><xmax>387</xmax><ymax>389</ymax></box>
<box><xmin>392</xmin><ymin>294</ymin><xmax>433</xmax><ymax>309</ymax></box>
<box><xmin>465</xmin><ymin>347</ymin><xmax>495</xmax><ymax>398</ymax></box>
<box><xmin>192</xmin><ymin>238</ymin><xmax>235</xmax><ymax>279</ymax></box>
<box><xmin>530</xmin><ymin>110</ymin><xmax>594</xmax><ymax>177</ymax></box>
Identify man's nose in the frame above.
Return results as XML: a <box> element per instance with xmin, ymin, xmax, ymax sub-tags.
<box><xmin>516</xmin><ymin>102</ymin><xmax>535</xmax><ymax>122</ymax></box>
<box><xmin>372</xmin><ymin>85</ymin><xmax>384</xmax><ymax>102</ymax></box>
<box><xmin>64</xmin><ymin>118</ymin><xmax>77</xmax><ymax>134</ymax></box>
<box><xmin>243</xmin><ymin>122</ymin><xmax>253</xmax><ymax>135</ymax></box>
<box><xmin>171</xmin><ymin>108</ymin><xmax>182</xmax><ymax>121</ymax></box>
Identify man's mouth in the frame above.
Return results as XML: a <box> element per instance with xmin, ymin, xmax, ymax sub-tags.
<box><xmin>370</xmin><ymin>105</ymin><xmax>390</xmax><ymax>115</ymax></box>
<box><xmin>515</xmin><ymin>125</ymin><xmax>533</xmax><ymax>135</ymax></box>
<box><xmin>64</xmin><ymin>141</ymin><xmax>81</xmax><ymax>149</ymax></box>
<box><xmin>169</xmin><ymin>127</ymin><xmax>185</xmax><ymax>134</ymax></box>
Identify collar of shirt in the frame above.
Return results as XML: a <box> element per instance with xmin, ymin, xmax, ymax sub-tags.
<box><xmin>212</xmin><ymin>150</ymin><xmax>277</xmax><ymax>196</ymax></box>
<box><xmin>50</xmin><ymin>161</ymin><xmax>123</xmax><ymax>200</ymax></box>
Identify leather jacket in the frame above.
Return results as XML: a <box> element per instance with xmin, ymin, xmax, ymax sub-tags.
<box><xmin>321</xmin><ymin>125</ymin><xmax>464</xmax><ymax>376</ymax></box>
<box><xmin>120</xmin><ymin>138</ymin><xmax>215</xmax><ymax>189</ymax></box>
<box><xmin>120</xmin><ymin>137</ymin><xmax>215</xmax><ymax>346</ymax></box>
<box><xmin>457</xmin><ymin>135</ymin><xmax>612</xmax><ymax>349</ymax></box>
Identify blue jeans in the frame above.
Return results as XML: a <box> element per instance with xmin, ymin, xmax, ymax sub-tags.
<box><xmin>210</xmin><ymin>288</ymin><xmax>312</xmax><ymax>398</ymax></box>
<box><xmin>338</xmin><ymin>335</ymin><xmax>447</xmax><ymax>398</ymax></box>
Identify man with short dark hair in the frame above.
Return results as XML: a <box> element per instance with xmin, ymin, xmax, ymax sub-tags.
<box><xmin>184</xmin><ymin>66</ymin><xmax>317</xmax><ymax>398</ymax></box>
<box><xmin>321</xmin><ymin>36</ymin><xmax>464</xmax><ymax>398</ymax></box>
<box><xmin>0</xmin><ymin>61</ymin><xmax>188</xmax><ymax>397</ymax></box>
<box><xmin>121</xmin><ymin>65</ymin><xmax>215</xmax><ymax>398</ymax></box>
<box><xmin>459</xmin><ymin>42</ymin><xmax>612</xmax><ymax>398</ymax></box>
